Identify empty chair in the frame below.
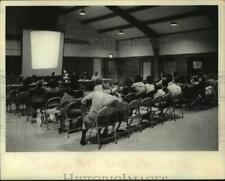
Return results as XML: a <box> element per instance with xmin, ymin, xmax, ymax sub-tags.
<box><xmin>41</xmin><ymin>97</ymin><xmax>61</xmax><ymax>130</ymax></box>
<box><xmin>170</xmin><ymin>92</ymin><xmax>184</xmax><ymax>120</ymax></box>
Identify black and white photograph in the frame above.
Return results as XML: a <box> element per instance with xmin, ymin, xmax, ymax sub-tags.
<box><xmin>4</xmin><ymin>5</ymin><xmax>219</xmax><ymax>152</ymax></box>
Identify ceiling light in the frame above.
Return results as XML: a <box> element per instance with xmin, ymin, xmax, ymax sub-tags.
<box><xmin>109</xmin><ymin>54</ymin><xmax>113</xmax><ymax>58</ymax></box>
<box><xmin>118</xmin><ymin>30</ymin><xmax>124</xmax><ymax>35</ymax></box>
<box><xmin>170</xmin><ymin>22</ymin><xmax>178</xmax><ymax>26</ymax></box>
<box><xmin>79</xmin><ymin>9</ymin><xmax>87</xmax><ymax>16</ymax></box>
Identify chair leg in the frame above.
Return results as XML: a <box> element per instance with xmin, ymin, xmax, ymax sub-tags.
<box><xmin>97</xmin><ymin>126</ymin><xmax>101</xmax><ymax>150</ymax></box>
<box><xmin>126</xmin><ymin>118</ymin><xmax>130</xmax><ymax>138</ymax></box>
<box><xmin>113</xmin><ymin>124</ymin><xmax>117</xmax><ymax>144</ymax></box>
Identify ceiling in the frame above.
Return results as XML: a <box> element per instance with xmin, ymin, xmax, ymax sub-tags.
<box><xmin>62</xmin><ymin>6</ymin><xmax>217</xmax><ymax>40</ymax></box>
<box><xmin>6</xmin><ymin>6</ymin><xmax>218</xmax><ymax>40</ymax></box>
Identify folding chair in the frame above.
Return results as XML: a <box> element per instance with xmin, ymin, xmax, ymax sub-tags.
<box><xmin>124</xmin><ymin>93</ymin><xmax>137</xmax><ymax>103</ymax></box>
<box><xmin>170</xmin><ymin>92</ymin><xmax>184</xmax><ymax>120</ymax></box>
<box><xmin>15</xmin><ymin>91</ymin><xmax>29</xmax><ymax>117</ymax></box>
<box><xmin>139</xmin><ymin>97</ymin><xmax>154</xmax><ymax>128</ymax></box>
<box><xmin>65</xmin><ymin>101</ymin><xmax>82</xmax><ymax>138</ymax></box>
<box><xmin>115</xmin><ymin>101</ymin><xmax>130</xmax><ymax>139</ymax></box>
<box><xmin>128</xmin><ymin>99</ymin><xmax>142</xmax><ymax>132</ymax></box>
<box><xmin>41</xmin><ymin>97</ymin><xmax>61</xmax><ymax>130</ymax></box>
<box><xmin>94</xmin><ymin>106</ymin><xmax>117</xmax><ymax>149</ymax></box>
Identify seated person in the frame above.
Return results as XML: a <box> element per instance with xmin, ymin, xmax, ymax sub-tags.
<box><xmin>145</xmin><ymin>75</ymin><xmax>155</xmax><ymax>94</ymax></box>
<box><xmin>28</xmin><ymin>81</ymin><xmax>46</xmax><ymax>123</ymax></box>
<box><xmin>131</xmin><ymin>75</ymin><xmax>146</xmax><ymax>95</ymax></box>
<box><xmin>94</xmin><ymin>78</ymin><xmax>104</xmax><ymax>91</ymax></box>
<box><xmin>18</xmin><ymin>77</ymin><xmax>30</xmax><ymax>92</ymax></box>
<box><xmin>156</xmin><ymin>72</ymin><xmax>167</xmax><ymax>87</ymax></box>
<box><xmin>91</xmin><ymin>72</ymin><xmax>100</xmax><ymax>81</ymax></box>
<box><xmin>80</xmin><ymin>89</ymin><xmax>121</xmax><ymax>145</ymax></box>
<box><xmin>154</xmin><ymin>79</ymin><xmax>170</xmax><ymax>99</ymax></box>
<box><xmin>46</xmin><ymin>79</ymin><xmax>59</xmax><ymax>92</ymax></box>
<box><xmin>69</xmin><ymin>72</ymin><xmax>80</xmax><ymax>90</ymax></box>
<box><xmin>167</xmin><ymin>77</ymin><xmax>182</xmax><ymax>98</ymax></box>
<box><xmin>119</xmin><ymin>78</ymin><xmax>133</xmax><ymax>96</ymax></box>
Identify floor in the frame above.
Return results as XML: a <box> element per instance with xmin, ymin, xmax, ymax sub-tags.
<box><xmin>5</xmin><ymin>106</ymin><xmax>218</xmax><ymax>152</ymax></box>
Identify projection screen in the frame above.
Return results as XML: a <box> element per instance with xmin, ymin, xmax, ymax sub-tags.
<box><xmin>22</xmin><ymin>29</ymin><xmax>64</xmax><ymax>76</ymax></box>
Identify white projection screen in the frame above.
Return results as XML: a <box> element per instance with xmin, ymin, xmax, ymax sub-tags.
<box><xmin>22</xmin><ymin>29</ymin><xmax>64</xmax><ymax>76</ymax></box>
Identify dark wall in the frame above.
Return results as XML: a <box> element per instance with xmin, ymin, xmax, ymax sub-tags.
<box><xmin>116</xmin><ymin>57</ymin><xmax>142</xmax><ymax>84</ymax></box>
<box><xmin>63</xmin><ymin>57</ymin><xmax>93</xmax><ymax>79</ymax></box>
<box><xmin>6</xmin><ymin>56</ymin><xmax>22</xmax><ymax>76</ymax></box>
<box><xmin>161</xmin><ymin>52</ymin><xmax>218</xmax><ymax>77</ymax></box>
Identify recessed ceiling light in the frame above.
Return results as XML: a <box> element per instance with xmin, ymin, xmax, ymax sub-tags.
<box><xmin>170</xmin><ymin>22</ymin><xmax>178</xmax><ymax>26</ymax></box>
<box><xmin>109</xmin><ymin>54</ymin><xmax>113</xmax><ymax>58</ymax></box>
<box><xmin>118</xmin><ymin>30</ymin><xmax>124</xmax><ymax>35</ymax></box>
<box><xmin>79</xmin><ymin>9</ymin><xmax>87</xmax><ymax>16</ymax></box>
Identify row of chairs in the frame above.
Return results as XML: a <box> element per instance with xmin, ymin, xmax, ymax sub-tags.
<box><xmin>85</xmin><ymin>92</ymin><xmax>183</xmax><ymax>149</ymax></box>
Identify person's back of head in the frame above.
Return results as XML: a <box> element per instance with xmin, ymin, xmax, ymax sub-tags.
<box><xmin>134</xmin><ymin>75</ymin><xmax>143</xmax><ymax>83</ymax></box>
<box><xmin>95</xmin><ymin>78</ymin><xmax>102</xmax><ymax>86</ymax></box>
<box><xmin>146</xmin><ymin>75</ymin><xmax>153</xmax><ymax>84</ymax></box>
<box><xmin>166</xmin><ymin>73</ymin><xmax>172</xmax><ymax>83</ymax></box>
<box><xmin>162</xmin><ymin>78</ymin><xmax>168</xmax><ymax>88</ymax></box>
<box><xmin>174</xmin><ymin>77</ymin><xmax>179</xmax><ymax>84</ymax></box>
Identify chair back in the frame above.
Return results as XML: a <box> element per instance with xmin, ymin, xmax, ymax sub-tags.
<box><xmin>128</xmin><ymin>99</ymin><xmax>141</xmax><ymax>110</ymax></box>
<box><xmin>97</xmin><ymin>107</ymin><xmax>115</xmax><ymax>126</ymax></box>
<box><xmin>46</xmin><ymin>89</ymin><xmax>63</xmax><ymax>99</ymax></box>
<box><xmin>140</xmin><ymin>97</ymin><xmax>152</xmax><ymax>107</ymax></box>
<box><xmin>136</xmin><ymin>92</ymin><xmax>146</xmax><ymax>99</ymax></box>
<box><xmin>45</xmin><ymin>97</ymin><xmax>61</xmax><ymax>109</ymax></box>
<box><xmin>16</xmin><ymin>91</ymin><xmax>29</xmax><ymax>104</ymax></box>
<box><xmin>66</xmin><ymin>101</ymin><xmax>82</xmax><ymax>119</ymax></box>
<box><xmin>172</xmin><ymin>92</ymin><xmax>183</xmax><ymax>102</ymax></box>
<box><xmin>152</xmin><ymin>95</ymin><xmax>162</xmax><ymax>104</ymax></box>
<box><xmin>124</xmin><ymin>93</ymin><xmax>136</xmax><ymax>103</ymax></box>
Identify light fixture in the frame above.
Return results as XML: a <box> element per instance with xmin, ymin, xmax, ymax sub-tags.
<box><xmin>108</xmin><ymin>54</ymin><xmax>113</xmax><ymax>58</ymax></box>
<box><xmin>118</xmin><ymin>30</ymin><xmax>124</xmax><ymax>35</ymax></box>
<box><xmin>170</xmin><ymin>22</ymin><xmax>178</xmax><ymax>26</ymax></box>
<box><xmin>79</xmin><ymin>9</ymin><xmax>87</xmax><ymax>16</ymax></box>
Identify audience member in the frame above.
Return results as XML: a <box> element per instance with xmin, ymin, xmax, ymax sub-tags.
<box><xmin>154</xmin><ymin>79</ymin><xmax>170</xmax><ymax>99</ymax></box>
<box><xmin>91</xmin><ymin>72</ymin><xmax>100</xmax><ymax>81</ymax></box>
<box><xmin>70</xmin><ymin>72</ymin><xmax>80</xmax><ymax>90</ymax></box>
<box><xmin>80</xmin><ymin>90</ymin><xmax>121</xmax><ymax>145</ymax></box>
<box><xmin>168</xmin><ymin>77</ymin><xmax>182</xmax><ymax>98</ymax></box>
<box><xmin>131</xmin><ymin>75</ymin><xmax>146</xmax><ymax>95</ymax></box>
<box><xmin>145</xmin><ymin>75</ymin><xmax>155</xmax><ymax>94</ymax></box>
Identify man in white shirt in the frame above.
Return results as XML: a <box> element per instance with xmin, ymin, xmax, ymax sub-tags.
<box><xmin>145</xmin><ymin>75</ymin><xmax>155</xmax><ymax>93</ymax></box>
<box><xmin>168</xmin><ymin>78</ymin><xmax>182</xmax><ymax>98</ymax></box>
<box><xmin>80</xmin><ymin>90</ymin><xmax>121</xmax><ymax>145</ymax></box>
<box><xmin>131</xmin><ymin>75</ymin><xmax>146</xmax><ymax>95</ymax></box>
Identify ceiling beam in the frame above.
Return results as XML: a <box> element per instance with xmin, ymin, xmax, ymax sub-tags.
<box><xmin>81</xmin><ymin>6</ymin><xmax>159</xmax><ymax>25</ymax></box>
<box><xmin>99</xmin><ymin>10</ymin><xmax>203</xmax><ymax>34</ymax></box>
<box><xmin>61</xmin><ymin>6</ymin><xmax>88</xmax><ymax>14</ymax></box>
<box><xmin>105</xmin><ymin>6</ymin><xmax>158</xmax><ymax>38</ymax></box>
<box><xmin>118</xmin><ymin>26</ymin><xmax>215</xmax><ymax>42</ymax></box>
